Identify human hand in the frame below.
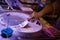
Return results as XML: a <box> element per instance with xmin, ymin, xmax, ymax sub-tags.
<box><xmin>31</xmin><ymin>12</ymin><xmax>40</xmax><ymax>19</ymax></box>
<box><xmin>27</xmin><ymin>11</ymin><xmax>42</xmax><ymax>21</ymax></box>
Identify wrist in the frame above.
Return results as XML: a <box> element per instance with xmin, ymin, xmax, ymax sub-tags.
<box><xmin>38</xmin><ymin>11</ymin><xmax>44</xmax><ymax>17</ymax></box>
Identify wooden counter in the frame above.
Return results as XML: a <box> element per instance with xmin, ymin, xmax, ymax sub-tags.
<box><xmin>39</xmin><ymin>17</ymin><xmax>52</xmax><ymax>28</ymax></box>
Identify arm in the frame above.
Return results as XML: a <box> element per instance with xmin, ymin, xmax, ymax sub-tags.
<box><xmin>38</xmin><ymin>1</ymin><xmax>56</xmax><ymax>17</ymax></box>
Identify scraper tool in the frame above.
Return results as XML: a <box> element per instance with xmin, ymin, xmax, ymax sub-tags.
<box><xmin>19</xmin><ymin>20</ymin><xmax>29</xmax><ymax>28</ymax></box>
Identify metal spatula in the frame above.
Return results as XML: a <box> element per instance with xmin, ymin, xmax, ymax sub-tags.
<box><xmin>19</xmin><ymin>20</ymin><xmax>29</xmax><ymax>28</ymax></box>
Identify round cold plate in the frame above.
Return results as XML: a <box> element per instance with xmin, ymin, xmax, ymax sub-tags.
<box><xmin>0</xmin><ymin>11</ymin><xmax>42</xmax><ymax>40</ymax></box>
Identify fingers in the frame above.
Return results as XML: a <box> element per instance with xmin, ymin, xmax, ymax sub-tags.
<box><xmin>34</xmin><ymin>13</ymin><xmax>40</xmax><ymax>19</ymax></box>
<box><xmin>28</xmin><ymin>12</ymin><xmax>40</xmax><ymax>21</ymax></box>
<box><xmin>27</xmin><ymin>17</ymin><xmax>35</xmax><ymax>21</ymax></box>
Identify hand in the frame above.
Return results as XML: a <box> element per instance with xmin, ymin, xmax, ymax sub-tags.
<box><xmin>31</xmin><ymin>12</ymin><xmax>40</xmax><ymax>19</ymax></box>
<box><xmin>28</xmin><ymin>11</ymin><xmax>42</xmax><ymax>21</ymax></box>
